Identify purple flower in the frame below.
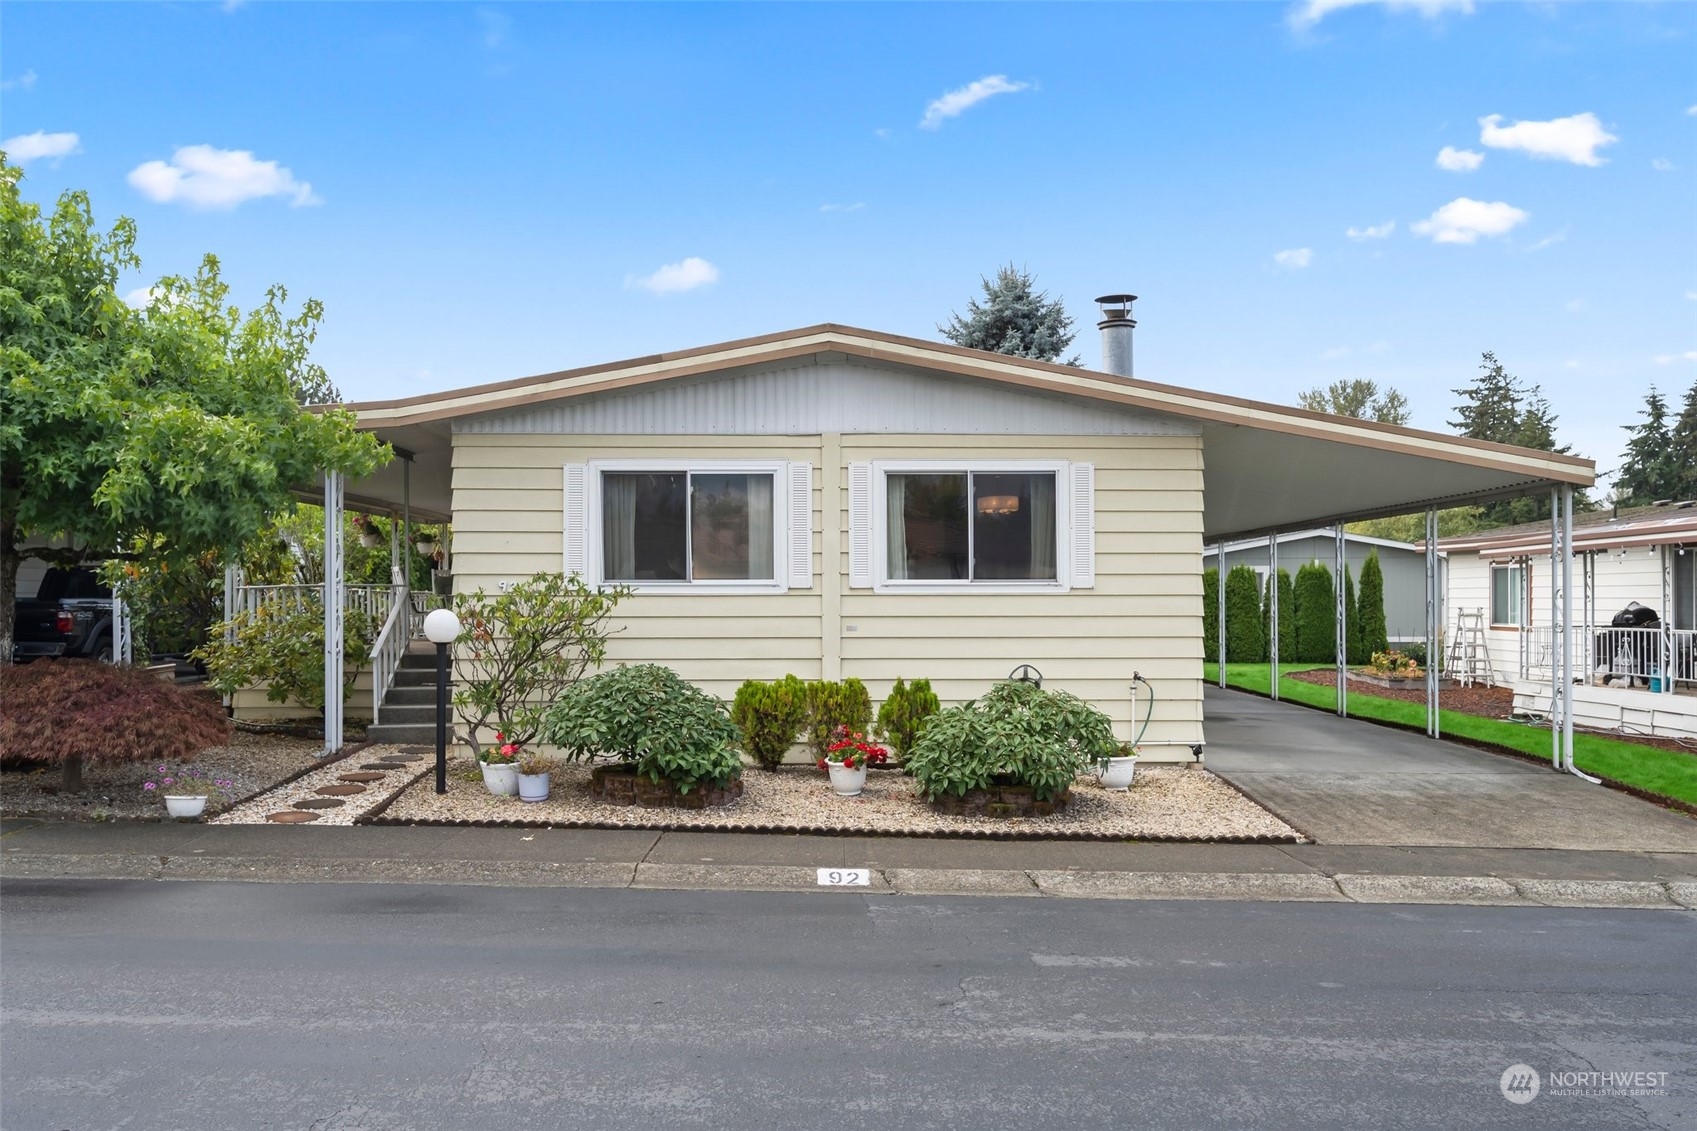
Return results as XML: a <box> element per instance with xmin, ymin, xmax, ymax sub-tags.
<box><xmin>161</xmin><ymin>777</ymin><xmax>174</xmax><ymax>786</ymax></box>
<box><xmin>143</xmin><ymin>782</ymin><xmax>156</xmax><ymax>791</ymax></box>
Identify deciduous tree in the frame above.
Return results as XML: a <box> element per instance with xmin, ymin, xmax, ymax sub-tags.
<box><xmin>1296</xmin><ymin>379</ymin><xmax>1411</xmax><ymax>425</ymax></box>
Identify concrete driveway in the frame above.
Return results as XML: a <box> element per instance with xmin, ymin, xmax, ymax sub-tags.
<box><xmin>1203</xmin><ymin>685</ymin><xmax>1697</xmax><ymax>853</ymax></box>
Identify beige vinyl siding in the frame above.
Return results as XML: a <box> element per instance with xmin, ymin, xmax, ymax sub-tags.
<box><xmin>838</xmin><ymin>434</ymin><xmax>1204</xmax><ymax>753</ymax></box>
<box><xmin>450</xmin><ymin>433</ymin><xmax>826</xmax><ymax>702</ymax></box>
<box><xmin>447</xmin><ymin>430</ymin><xmax>1205</xmax><ymax>760</ymax></box>
<box><xmin>232</xmin><ymin>667</ymin><xmax>374</xmax><ymax>722</ymax></box>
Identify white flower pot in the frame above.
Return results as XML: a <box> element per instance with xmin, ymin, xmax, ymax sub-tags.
<box><xmin>481</xmin><ymin>762</ymin><xmax>519</xmax><ymax>796</ymax></box>
<box><xmin>827</xmin><ymin>762</ymin><xmax>868</xmax><ymax>798</ymax></box>
<box><xmin>414</xmin><ymin>540</ymin><xmax>437</xmax><ymax>557</ymax></box>
<box><xmin>359</xmin><ymin>532</ymin><xmax>383</xmax><ymax>548</ymax></box>
<box><xmin>517</xmin><ymin>771</ymin><xmax>550</xmax><ymax>803</ymax></box>
<box><xmin>164</xmin><ymin>795</ymin><xmax>208</xmax><ymax>819</ymax></box>
<box><xmin>1098</xmin><ymin>755</ymin><xmax>1138</xmax><ymax>792</ymax></box>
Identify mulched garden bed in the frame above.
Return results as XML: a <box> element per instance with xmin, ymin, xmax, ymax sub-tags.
<box><xmin>1287</xmin><ymin>669</ymin><xmax>1697</xmax><ymax>755</ymax></box>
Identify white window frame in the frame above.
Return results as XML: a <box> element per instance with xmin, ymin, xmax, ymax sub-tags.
<box><xmin>1489</xmin><ymin>562</ymin><xmax>1523</xmax><ymax>628</ymax></box>
<box><xmin>582</xmin><ymin>459</ymin><xmax>795</xmax><ymax>594</ymax></box>
<box><xmin>870</xmin><ymin>459</ymin><xmax>1073</xmax><ymax>595</ymax></box>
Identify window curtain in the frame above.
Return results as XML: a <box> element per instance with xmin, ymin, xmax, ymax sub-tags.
<box><xmin>747</xmin><ymin>474</ymin><xmax>775</xmax><ymax>579</ymax></box>
<box><xmin>886</xmin><ymin>474</ymin><xmax>909</xmax><ymax>579</ymax></box>
<box><xmin>1028</xmin><ymin>473</ymin><xmax>1056</xmax><ymax>579</ymax></box>
<box><xmin>603</xmin><ymin>474</ymin><xmax>639</xmax><ymax>580</ymax></box>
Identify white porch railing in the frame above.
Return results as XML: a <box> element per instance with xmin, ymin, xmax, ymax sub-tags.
<box><xmin>368</xmin><ymin>583</ymin><xmax>410</xmax><ymax>725</ymax></box>
<box><xmin>1524</xmin><ymin>624</ymin><xmax>1695</xmax><ymax>689</ymax></box>
<box><xmin>234</xmin><ymin>583</ymin><xmax>396</xmax><ymax>623</ymax></box>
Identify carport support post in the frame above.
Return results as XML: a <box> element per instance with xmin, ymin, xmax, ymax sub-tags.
<box><xmin>1216</xmin><ymin>541</ymin><xmax>1226</xmax><ymax>689</ymax></box>
<box><xmin>1335</xmin><ymin>525</ymin><xmax>1347</xmax><ymax>717</ymax></box>
<box><xmin>1550</xmin><ymin>488</ymin><xmax>1561</xmax><ymax>768</ymax></box>
<box><xmin>1268</xmin><ymin>533</ymin><xmax>1280</xmax><ymax>701</ymax></box>
<box><xmin>323</xmin><ymin>469</ymin><xmax>345</xmax><ymax>757</ymax></box>
<box><xmin>1424</xmin><ymin>508</ymin><xmax>1439</xmax><ymax>739</ymax></box>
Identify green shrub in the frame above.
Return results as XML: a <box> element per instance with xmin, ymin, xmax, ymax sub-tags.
<box><xmin>1202</xmin><ymin>567</ymin><xmax>1220</xmax><ymax>664</ymax></box>
<box><xmin>1224</xmin><ymin>564</ymin><xmax>1265</xmax><ymax>663</ymax></box>
<box><xmin>1294</xmin><ymin>562</ymin><xmax>1336</xmax><ymax>664</ymax></box>
<box><xmin>730</xmin><ymin>674</ymin><xmax>809</xmax><ymax>771</ymax></box>
<box><xmin>196</xmin><ymin>597</ymin><xmax>376</xmax><ymax>713</ymax></box>
<box><xmin>540</xmin><ymin>664</ymin><xmax>741</xmax><ymax>793</ymax></box>
<box><xmin>1358</xmin><ymin>550</ymin><xmax>1389</xmax><ymax>658</ymax></box>
<box><xmin>1261</xmin><ymin>568</ymin><xmax>1296</xmax><ymax>664</ymax></box>
<box><xmin>804</xmin><ymin>677</ymin><xmax>872</xmax><ymax>758</ymax></box>
<box><xmin>1344</xmin><ymin>564</ymin><xmax>1367</xmax><ymax>665</ymax></box>
<box><xmin>874</xmin><ymin>677</ymin><xmax>940</xmax><ymax>759</ymax></box>
<box><xmin>906</xmin><ymin>681</ymin><xmax>1117</xmax><ymax>803</ymax></box>
<box><xmin>0</xmin><ymin>659</ymin><xmax>231</xmax><ymax>793</ymax></box>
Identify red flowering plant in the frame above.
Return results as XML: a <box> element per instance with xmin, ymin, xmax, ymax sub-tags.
<box><xmin>480</xmin><ymin>730</ymin><xmax>522</xmax><ymax>765</ymax></box>
<box><xmin>817</xmin><ymin>726</ymin><xmax>889</xmax><ymax>772</ymax></box>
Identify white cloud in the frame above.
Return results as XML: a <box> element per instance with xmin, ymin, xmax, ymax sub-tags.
<box><xmin>819</xmin><ymin>202</ymin><xmax>865</xmax><ymax>213</ymax></box>
<box><xmin>920</xmin><ymin>75</ymin><xmax>1031</xmax><ymax>130</ymax></box>
<box><xmin>873</xmin><ymin>128</ymin><xmax>892</xmax><ymax>139</ymax></box>
<box><xmin>1564</xmin><ymin>298</ymin><xmax>1585</xmax><ymax>313</ymax></box>
<box><xmin>1651</xmin><ymin>157</ymin><xmax>1674</xmax><ymax>172</ymax></box>
<box><xmin>1526</xmin><ymin>226</ymin><xmax>1569</xmax><ymax>252</ymax></box>
<box><xmin>628</xmin><ymin>256</ymin><xmax>720</xmax><ymax>295</ymax></box>
<box><xmin>1273</xmin><ymin>247</ymin><xmax>1314</xmax><ymax>269</ymax></box>
<box><xmin>1436</xmin><ymin>145</ymin><xmax>1484</xmax><ymax>172</ymax></box>
<box><xmin>478</xmin><ymin>8</ymin><xmax>510</xmax><ymax>49</ymax></box>
<box><xmin>1478</xmin><ymin>112</ymin><xmax>1617</xmax><ymax>166</ymax></box>
<box><xmin>1346</xmin><ymin>220</ymin><xmax>1395</xmax><ymax>240</ymax></box>
<box><xmin>3</xmin><ymin>130</ymin><xmax>80</xmax><ymax>164</ymax></box>
<box><xmin>127</xmin><ymin>145</ymin><xmax>321</xmax><ymax>209</ymax></box>
<box><xmin>1687</xmin><ymin>291</ymin><xmax>1697</xmax><ymax>301</ymax></box>
<box><xmin>1287</xmin><ymin>0</ymin><xmax>1472</xmax><ymax>31</ymax></box>
<box><xmin>1320</xmin><ymin>345</ymin><xmax>1351</xmax><ymax>360</ymax></box>
<box><xmin>1411</xmin><ymin>197</ymin><xmax>1529</xmax><ymax>244</ymax></box>
<box><xmin>1651</xmin><ymin>352</ymin><xmax>1697</xmax><ymax>365</ymax></box>
<box><xmin>1686</xmin><ymin>105</ymin><xmax>1697</xmax><ymax>117</ymax></box>
<box><xmin>123</xmin><ymin>285</ymin><xmax>165</xmax><ymax>309</ymax></box>
<box><xmin>1</xmin><ymin>70</ymin><xmax>37</xmax><ymax>91</ymax></box>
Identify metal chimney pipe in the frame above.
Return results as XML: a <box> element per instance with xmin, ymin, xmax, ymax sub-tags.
<box><xmin>1096</xmin><ymin>294</ymin><xmax>1137</xmax><ymax>377</ymax></box>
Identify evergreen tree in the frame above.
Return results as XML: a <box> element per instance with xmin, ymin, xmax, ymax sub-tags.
<box><xmin>1344</xmin><ymin>564</ymin><xmax>1366</xmax><ymax>665</ymax></box>
<box><xmin>1357</xmin><ymin>551</ymin><xmax>1389</xmax><ymax>657</ymax></box>
<box><xmin>1296</xmin><ymin>379</ymin><xmax>1412</xmax><ymax>426</ymax></box>
<box><xmin>1451</xmin><ymin>351</ymin><xmax>1588</xmax><ymax>525</ymax></box>
<box><xmin>939</xmin><ymin>265</ymin><xmax>1080</xmax><ymax>364</ymax></box>
<box><xmin>1666</xmin><ymin>377</ymin><xmax>1697</xmax><ymax>501</ymax></box>
<box><xmin>1223</xmin><ymin>565</ymin><xmax>1265</xmax><ymax>665</ymax></box>
<box><xmin>1261</xmin><ymin>569</ymin><xmax>1297</xmax><ymax>664</ymax></box>
<box><xmin>1614</xmin><ymin>387</ymin><xmax>1677</xmax><ymax>506</ymax></box>
<box><xmin>1293</xmin><ymin>562</ymin><xmax>1337</xmax><ymax>664</ymax></box>
<box><xmin>1203</xmin><ymin>566</ymin><xmax>1220</xmax><ymax>664</ymax></box>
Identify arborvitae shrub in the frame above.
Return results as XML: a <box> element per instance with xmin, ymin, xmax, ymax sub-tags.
<box><xmin>730</xmin><ymin>674</ymin><xmax>809</xmax><ymax>771</ymax></box>
<box><xmin>1294</xmin><ymin>562</ymin><xmax>1337</xmax><ymax>663</ymax></box>
<box><xmin>0</xmin><ymin>659</ymin><xmax>231</xmax><ymax>792</ymax></box>
<box><xmin>1344</xmin><ymin>565</ymin><xmax>1367</xmax><ymax>665</ymax></box>
<box><xmin>804</xmin><ymin>678</ymin><xmax>873</xmax><ymax>758</ymax></box>
<box><xmin>1202</xmin><ymin>567</ymin><xmax>1220</xmax><ymax>664</ymax></box>
<box><xmin>875</xmin><ymin>677</ymin><xmax>940</xmax><ymax>759</ymax></box>
<box><xmin>1224</xmin><ymin>565</ymin><xmax>1265</xmax><ymax>663</ymax></box>
<box><xmin>1261</xmin><ymin>569</ymin><xmax>1297</xmax><ymax>663</ymax></box>
<box><xmin>1358</xmin><ymin>550</ymin><xmax>1390</xmax><ymax>658</ymax></box>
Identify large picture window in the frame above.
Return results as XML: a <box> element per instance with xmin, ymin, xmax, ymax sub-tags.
<box><xmin>885</xmin><ymin>471</ymin><xmax>1057</xmax><ymax>582</ymax></box>
<box><xmin>1490</xmin><ymin>563</ymin><xmax>1523</xmax><ymax>627</ymax></box>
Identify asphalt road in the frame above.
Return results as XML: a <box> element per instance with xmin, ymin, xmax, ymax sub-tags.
<box><xmin>2</xmin><ymin>881</ymin><xmax>1692</xmax><ymax>1131</ymax></box>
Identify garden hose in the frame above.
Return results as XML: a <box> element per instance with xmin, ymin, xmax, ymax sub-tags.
<box><xmin>1132</xmin><ymin>673</ymin><xmax>1155</xmax><ymax>747</ymax></box>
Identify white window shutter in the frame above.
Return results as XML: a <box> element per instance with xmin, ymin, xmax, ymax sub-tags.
<box><xmin>848</xmin><ymin>462</ymin><xmax>873</xmax><ymax>589</ymax></box>
<box><xmin>563</xmin><ymin>464</ymin><xmax>589</xmax><ymax>579</ymax></box>
<box><xmin>1069</xmin><ymin>462</ymin><xmax>1095</xmax><ymax>589</ymax></box>
<box><xmin>787</xmin><ymin>462</ymin><xmax>813</xmax><ymax>590</ymax></box>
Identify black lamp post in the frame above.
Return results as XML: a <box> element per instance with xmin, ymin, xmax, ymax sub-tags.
<box><xmin>422</xmin><ymin>608</ymin><xmax>462</xmax><ymax>795</ymax></box>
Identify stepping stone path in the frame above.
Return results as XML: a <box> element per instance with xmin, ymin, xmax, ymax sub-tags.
<box><xmin>338</xmin><ymin>772</ymin><xmax>388</xmax><ymax>783</ymax></box>
<box><xmin>315</xmin><ymin>784</ymin><xmax>367</xmax><ymax>797</ymax></box>
<box><xmin>266</xmin><ymin>811</ymin><xmax>320</xmax><ymax>823</ymax></box>
<box><xmin>360</xmin><ymin>763</ymin><xmax>399</xmax><ymax>771</ymax></box>
<box><xmin>294</xmin><ymin>797</ymin><xmax>345</xmax><ymax>810</ymax></box>
<box><xmin>211</xmin><ymin>744</ymin><xmax>432</xmax><ymax>826</ymax></box>
<box><xmin>380</xmin><ymin>754</ymin><xmax>425</xmax><ymax>763</ymax></box>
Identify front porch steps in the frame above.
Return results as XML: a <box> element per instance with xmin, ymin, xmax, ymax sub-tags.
<box><xmin>366</xmin><ymin>643</ymin><xmax>452</xmax><ymax>745</ymax></box>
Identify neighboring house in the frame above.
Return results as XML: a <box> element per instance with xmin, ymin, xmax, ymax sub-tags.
<box><xmin>271</xmin><ymin>317</ymin><xmax>1592</xmax><ymax>760</ymax></box>
<box><xmin>1216</xmin><ymin>530</ymin><xmax>1438</xmax><ymax>648</ymax></box>
<box><xmin>1440</xmin><ymin>502</ymin><xmax>1697</xmax><ymax>739</ymax></box>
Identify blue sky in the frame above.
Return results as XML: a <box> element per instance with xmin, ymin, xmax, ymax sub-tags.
<box><xmin>4</xmin><ymin>1</ymin><xmax>1694</xmax><ymax>488</ymax></box>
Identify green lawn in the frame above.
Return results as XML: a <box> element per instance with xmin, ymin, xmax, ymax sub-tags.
<box><xmin>1204</xmin><ymin>663</ymin><xmax>1697</xmax><ymax>808</ymax></box>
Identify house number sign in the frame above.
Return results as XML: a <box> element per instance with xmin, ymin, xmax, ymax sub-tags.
<box><xmin>816</xmin><ymin>868</ymin><xmax>870</xmax><ymax>886</ymax></box>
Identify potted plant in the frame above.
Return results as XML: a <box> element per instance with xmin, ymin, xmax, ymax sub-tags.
<box><xmin>1097</xmin><ymin>741</ymin><xmax>1140</xmax><ymax>791</ymax></box>
<box><xmin>817</xmin><ymin>726</ymin><xmax>888</xmax><ymax>798</ymax></box>
<box><xmin>142</xmin><ymin>764</ymin><xmax>237</xmax><ymax>820</ymax></box>
<box><xmin>353</xmin><ymin>513</ymin><xmax>385</xmax><ymax>549</ymax></box>
<box><xmin>516</xmin><ymin>751</ymin><xmax>553</xmax><ymax>803</ymax></box>
<box><xmin>479</xmin><ymin>732</ymin><xmax>521</xmax><ymax>796</ymax></box>
<box><xmin>413</xmin><ymin>528</ymin><xmax>439</xmax><ymax>558</ymax></box>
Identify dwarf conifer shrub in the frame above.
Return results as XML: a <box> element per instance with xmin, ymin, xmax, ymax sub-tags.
<box><xmin>1223</xmin><ymin>564</ymin><xmax>1265</xmax><ymax>663</ymax></box>
<box><xmin>1358</xmin><ymin>550</ymin><xmax>1389</xmax><ymax>658</ymax></box>
<box><xmin>0</xmin><ymin>659</ymin><xmax>231</xmax><ymax>792</ymax></box>
<box><xmin>541</xmin><ymin>664</ymin><xmax>741</xmax><ymax>793</ymax></box>
<box><xmin>731</xmin><ymin>674</ymin><xmax>810</xmax><ymax>771</ymax></box>
<box><xmin>804</xmin><ymin>677</ymin><xmax>872</xmax><ymax>758</ymax></box>
<box><xmin>1202</xmin><ymin>567</ymin><xmax>1220</xmax><ymax>664</ymax></box>
<box><xmin>906</xmin><ymin>681</ymin><xmax>1117</xmax><ymax>803</ymax></box>
<box><xmin>1294</xmin><ymin>562</ymin><xmax>1336</xmax><ymax>664</ymax></box>
<box><xmin>874</xmin><ymin>677</ymin><xmax>940</xmax><ymax>759</ymax></box>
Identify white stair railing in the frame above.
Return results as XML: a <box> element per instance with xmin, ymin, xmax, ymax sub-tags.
<box><xmin>369</xmin><ymin>583</ymin><xmax>409</xmax><ymax>725</ymax></box>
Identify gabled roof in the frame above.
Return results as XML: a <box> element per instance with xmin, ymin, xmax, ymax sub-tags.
<box><xmin>1439</xmin><ymin>502</ymin><xmax>1697</xmax><ymax>556</ymax></box>
<box><xmin>343</xmin><ymin>323</ymin><xmax>1595</xmax><ymax>541</ymax></box>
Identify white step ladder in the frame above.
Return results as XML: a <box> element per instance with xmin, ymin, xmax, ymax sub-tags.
<box><xmin>1446</xmin><ymin>608</ymin><xmax>1495</xmax><ymax>688</ymax></box>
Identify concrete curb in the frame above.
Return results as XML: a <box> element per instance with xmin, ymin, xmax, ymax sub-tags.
<box><xmin>5</xmin><ymin>854</ymin><xmax>1697</xmax><ymax>909</ymax></box>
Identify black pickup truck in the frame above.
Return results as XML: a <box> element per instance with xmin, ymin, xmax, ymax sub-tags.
<box><xmin>12</xmin><ymin>567</ymin><xmax>115</xmax><ymax>664</ymax></box>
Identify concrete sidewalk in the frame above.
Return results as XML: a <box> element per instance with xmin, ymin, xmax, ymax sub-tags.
<box><xmin>1204</xmin><ymin>685</ymin><xmax>1697</xmax><ymax>851</ymax></box>
<box><xmin>5</xmin><ymin>818</ymin><xmax>1695</xmax><ymax>910</ymax></box>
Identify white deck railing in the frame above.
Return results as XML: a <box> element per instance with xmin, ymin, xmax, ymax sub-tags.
<box><xmin>1524</xmin><ymin>624</ymin><xmax>1695</xmax><ymax>689</ymax></box>
<box><xmin>232</xmin><ymin>583</ymin><xmax>408</xmax><ymax>716</ymax></box>
<box><xmin>368</xmin><ymin>583</ymin><xmax>410</xmax><ymax>725</ymax></box>
<box><xmin>235</xmin><ymin>583</ymin><xmax>396</xmax><ymax>623</ymax></box>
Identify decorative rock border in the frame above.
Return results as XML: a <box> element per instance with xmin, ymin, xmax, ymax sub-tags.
<box><xmin>588</xmin><ymin>766</ymin><xmax>744</xmax><ymax>809</ymax></box>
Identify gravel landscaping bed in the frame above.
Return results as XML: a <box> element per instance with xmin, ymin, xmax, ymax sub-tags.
<box><xmin>212</xmin><ymin>744</ymin><xmax>430</xmax><ymax>826</ymax></box>
<box><xmin>374</xmin><ymin>762</ymin><xmax>1305</xmax><ymax>842</ymax></box>
<box><xmin>0</xmin><ymin>731</ymin><xmax>325</xmax><ymax>822</ymax></box>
